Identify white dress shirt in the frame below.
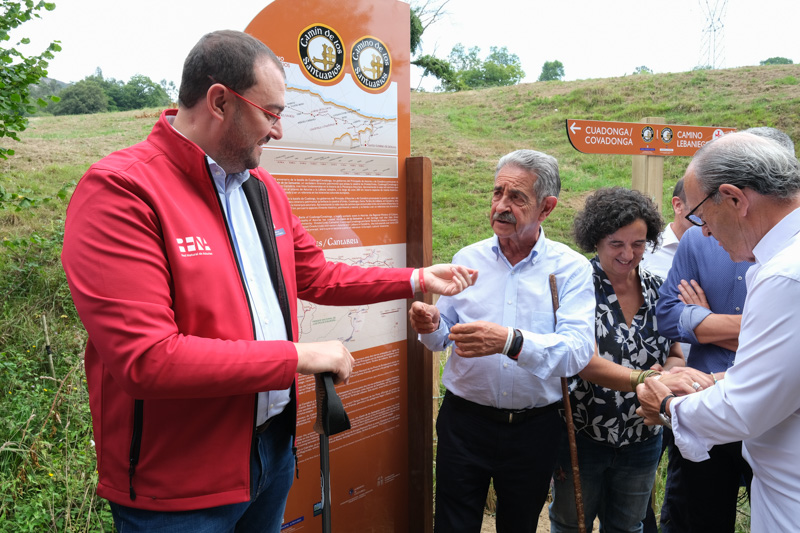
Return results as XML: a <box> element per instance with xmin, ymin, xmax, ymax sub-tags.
<box><xmin>640</xmin><ymin>222</ymin><xmax>680</xmax><ymax>280</ymax></box>
<box><xmin>420</xmin><ymin>230</ymin><xmax>595</xmax><ymax>409</ymax></box>
<box><xmin>671</xmin><ymin>206</ymin><xmax>800</xmax><ymax>532</ymax></box>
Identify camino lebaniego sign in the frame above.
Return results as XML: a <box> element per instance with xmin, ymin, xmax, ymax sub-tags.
<box><xmin>566</xmin><ymin>119</ymin><xmax>736</xmax><ymax>157</ymax></box>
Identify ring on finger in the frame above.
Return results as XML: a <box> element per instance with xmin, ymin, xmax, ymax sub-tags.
<box><xmin>691</xmin><ymin>381</ymin><xmax>701</xmax><ymax>391</ymax></box>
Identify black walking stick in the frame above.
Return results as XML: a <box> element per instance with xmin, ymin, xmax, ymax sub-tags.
<box><xmin>313</xmin><ymin>372</ymin><xmax>351</xmax><ymax>533</ymax></box>
<box><xmin>549</xmin><ymin>274</ymin><xmax>586</xmax><ymax>533</ymax></box>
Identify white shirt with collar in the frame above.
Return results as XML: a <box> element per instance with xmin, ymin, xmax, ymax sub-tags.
<box><xmin>640</xmin><ymin>222</ymin><xmax>680</xmax><ymax>280</ymax></box>
<box><xmin>419</xmin><ymin>229</ymin><xmax>595</xmax><ymax>409</ymax></box>
<box><xmin>671</xmin><ymin>206</ymin><xmax>800</xmax><ymax>532</ymax></box>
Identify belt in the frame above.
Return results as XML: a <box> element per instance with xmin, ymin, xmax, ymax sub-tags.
<box><xmin>445</xmin><ymin>391</ymin><xmax>559</xmax><ymax>424</ymax></box>
<box><xmin>256</xmin><ymin>408</ymin><xmax>286</xmax><ymax>434</ymax></box>
<box><xmin>255</xmin><ymin>418</ymin><xmax>273</xmax><ymax>434</ymax></box>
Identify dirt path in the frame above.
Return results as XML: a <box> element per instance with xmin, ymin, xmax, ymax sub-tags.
<box><xmin>481</xmin><ymin>505</ymin><xmax>599</xmax><ymax>532</ymax></box>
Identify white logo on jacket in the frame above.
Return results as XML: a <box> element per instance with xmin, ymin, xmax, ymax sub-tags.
<box><xmin>176</xmin><ymin>236</ymin><xmax>212</xmax><ymax>256</ymax></box>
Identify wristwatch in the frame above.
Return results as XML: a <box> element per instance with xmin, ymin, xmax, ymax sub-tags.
<box><xmin>659</xmin><ymin>394</ymin><xmax>676</xmax><ymax>429</ymax></box>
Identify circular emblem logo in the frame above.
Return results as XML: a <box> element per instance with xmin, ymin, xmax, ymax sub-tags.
<box><xmin>641</xmin><ymin>126</ymin><xmax>654</xmax><ymax>143</ymax></box>
<box><xmin>661</xmin><ymin>127</ymin><xmax>673</xmax><ymax>144</ymax></box>
<box><xmin>713</xmin><ymin>128</ymin><xmax>725</xmax><ymax>139</ymax></box>
<box><xmin>298</xmin><ymin>24</ymin><xmax>345</xmax><ymax>83</ymax></box>
<box><xmin>351</xmin><ymin>36</ymin><xmax>391</xmax><ymax>90</ymax></box>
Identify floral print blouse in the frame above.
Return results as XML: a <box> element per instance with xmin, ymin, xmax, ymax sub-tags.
<box><xmin>570</xmin><ymin>257</ymin><xmax>672</xmax><ymax>447</ymax></box>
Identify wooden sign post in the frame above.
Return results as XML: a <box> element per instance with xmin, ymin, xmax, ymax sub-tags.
<box><xmin>566</xmin><ymin>118</ymin><xmax>736</xmax><ymax>209</ymax></box>
<box><xmin>246</xmin><ymin>1</ymin><xmax>421</xmax><ymax>531</ymax></box>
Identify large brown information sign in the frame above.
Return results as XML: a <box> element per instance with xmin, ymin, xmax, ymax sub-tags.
<box><xmin>566</xmin><ymin>119</ymin><xmax>736</xmax><ymax>157</ymax></box>
<box><xmin>246</xmin><ymin>0</ymin><xmax>411</xmax><ymax>531</ymax></box>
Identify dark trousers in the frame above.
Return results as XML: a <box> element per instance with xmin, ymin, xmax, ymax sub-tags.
<box><xmin>660</xmin><ymin>440</ymin><xmax>752</xmax><ymax>533</ymax></box>
<box><xmin>434</xmin><ymin>393</ymin><xmax>563</xmax><ymax>533</ymax></box>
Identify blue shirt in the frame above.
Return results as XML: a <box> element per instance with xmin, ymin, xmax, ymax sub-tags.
<box><xmin>419</xmin><ymin>230</ymin><xmax>595</xmax><ymax>409</ymax></box>
<box><xmin>655</xmin><ymin>226</ymin><xmax>753</xmax><ymax>373</ymax></box>
<box><xmin>208</xmin><ymin>158</ymin><xmax>290</xmax><ymax>424</ymax></box>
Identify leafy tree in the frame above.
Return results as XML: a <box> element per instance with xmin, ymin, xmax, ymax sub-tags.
<box><xmin>26</xmin><ymin>76</ymin><xmax>66</xmax><ymax>113</ymax></box>
<box><xmin>632</xmin><ymin>65</ymin><xmax>653</xmax><ymax>75</ymax></box>
<box><xmin>118</xmin><ymin>74</ymin><xmax>170</xmax><ymax>110</ymax></box>
<box><xmin>65</xmin><ymin>69</ymin><xmax>171</xmax><ymax>112</ymax></box>
<box><xmin>538</xmin><ymin>60</ymin><xmax>564</xmax><ymax>82</ymax></box>
<box><xmin>160</xmin><ymin>79</ymin><xmax>177</xmax><ymax>103</ymax></box>
<box><xmin>410</xmin><ymin>8</ymin><xmax>424</xmax><ymax>56</ymax></box>
<box><xmin>760</xmin><ymin>56</ymin><xmax>793</xmax><ymax>65</ymax></box>
<box><xmin>439</xmin><ymin>44</ymin><xmax>524</xmax><ymax>91</ymax></box>
<box><xmin>412</xmin><ymin>54</ymin><xmax>457</xmax><ymax>90</ymax></box>
<box><xmin>409</xmin><ymin>0</ymin><xmax>452</xmax><ymax>91</ymax></box>
<box><xmin>50</xmin><ymin>79</ymin><xmax>108</xmax><ymax>115</ymax></box>
<box><xmin>0</xmin><ymin>0</ymin><xmax>61</xmax><ymax>159</ymax></box>
<box><xmin>84</xmin><ymin>68</ymin><xmax>123</xmax><ymax>111</ymax></box>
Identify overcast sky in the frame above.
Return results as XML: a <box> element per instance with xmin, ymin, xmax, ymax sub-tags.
<box><xmin>10</xmin><ymin>0</ymin><xmax>799</xmax><ymax>89</ymax></box>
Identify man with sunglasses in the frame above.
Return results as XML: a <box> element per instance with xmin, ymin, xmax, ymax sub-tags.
<box><xmin>653</xmin><ymin>128</ymin><xmax>794</xmax><ymax>533</ymax></box>
<box><xmin>62</xmin><ymin>30</ymin><xmax>477</xmax><ymax>532</ymax></box>
<box><xmin>637</xmin><ymin>130</ymin><xmax>800</xmax><ymax>532</ymax></box>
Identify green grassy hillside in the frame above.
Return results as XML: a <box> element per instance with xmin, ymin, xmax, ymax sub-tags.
<box><xmin>2</xmin><ymin>64</ymin><xmax>798</xmax><ymax>530</ymax></box>
<box><xmin>411</xmin><ymin>63</ymin><xmax>800</xmax><ymax>261</ymax></box>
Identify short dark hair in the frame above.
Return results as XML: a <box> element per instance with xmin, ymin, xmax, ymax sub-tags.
<box><xmin>573</xmin><ymin>187</ymin><xmax>664</xmax><ymax>253</ymax></box>
<box><xmin>672</xmin><ymin>178</ymin><xmax>685</xmax><ymax>202</ymax></box>
<box><xmin>178</xmin><ymin>30</ymin><xmax>285</xmax><ymax>109</ymax></box>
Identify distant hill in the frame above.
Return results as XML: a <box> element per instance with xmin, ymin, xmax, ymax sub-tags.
<box><xmin>27</xmin><ymin>76</ymin><xmax>69</xmax><ymax>110</ymax></box>
<box><xmin>410</xmin><ymin>64</ymin><xmax>800</xmax><ymax>261</ymax></box>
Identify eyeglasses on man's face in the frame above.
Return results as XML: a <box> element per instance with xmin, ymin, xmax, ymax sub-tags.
<box><xmin>684</xmin><ymin>188</ymin><xmax>719</xmax><ymax>227</ymax></box>
<box><xmin>207</xmin><ymin>75</ymin><xmax>282</xmax><ymax>126</ymax></box>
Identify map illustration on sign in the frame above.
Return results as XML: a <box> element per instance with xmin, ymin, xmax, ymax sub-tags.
<box><xmin>262</xmin><ymin>63</ymin><xmax>398</xmax><ymax>177</ymax></box>
<box><xmin>297</xmin><ymin>244</ymin><xmax>406</xmax><ymax>352</ymax></box>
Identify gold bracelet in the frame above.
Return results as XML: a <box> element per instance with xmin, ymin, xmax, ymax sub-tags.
<box><xmin>638</xmin><ymin>369</ymin><xmax>662</xmax><ymax>385</ymax></box>
<box><xmin>630</xmin><ymin>370</ymin><xmax>643</xmax><ymax>391</ymax></box>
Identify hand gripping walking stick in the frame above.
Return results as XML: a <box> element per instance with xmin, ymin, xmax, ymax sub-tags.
<box><xmin>549</xmin><ymin>274</ymin><xmax>586</xmax><ymax>533</ymax></box>
<box><xmin>313</xmin><ymin>372</ymin><xmax>351</xmax><ymax>533</ymax></box>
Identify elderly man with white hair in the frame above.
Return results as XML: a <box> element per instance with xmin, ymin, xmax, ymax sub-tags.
<box><xmin>637</xmin><ymin>131</ymin><xmax>800</xmax><ymax>532</ymax></box>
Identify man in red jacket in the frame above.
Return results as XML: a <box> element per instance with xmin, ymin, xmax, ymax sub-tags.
<box><xmin>62</xmin><ymin>30</ymin><xmax>476</xmax><ymax>533</ymax></box>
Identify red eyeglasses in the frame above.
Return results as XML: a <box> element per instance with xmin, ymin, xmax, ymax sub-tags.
<box><xmin>207</xmin><ymin>75</ymin><xmax>282</xmax><ymax>125</ymax></box>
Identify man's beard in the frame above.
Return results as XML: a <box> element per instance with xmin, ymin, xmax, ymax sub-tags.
<box><xmin>218</xmin><ymin>108</ymin><xmax>262</xmax><ymax>173</ymax></box>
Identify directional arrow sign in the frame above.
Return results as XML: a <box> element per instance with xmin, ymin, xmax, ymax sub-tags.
<box><xmin>566</xmin><ymin>119</ymin><xmax>736</xmax><ymax>157</ymax></box>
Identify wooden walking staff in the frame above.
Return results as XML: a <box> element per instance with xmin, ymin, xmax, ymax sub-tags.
<box><xmin>549</xmin><ymin>274</ymin><xmax>586</xmax><ymax>533</ymax></box>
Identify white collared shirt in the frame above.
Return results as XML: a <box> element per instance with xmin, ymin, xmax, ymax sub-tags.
<box><xmin>640</xmin><ymin>222</ymin><xmax>680</xmax><ymax>280</ymax></box>
<box><xmin>420</xmin><ymin>229</ymin><xmax>595</xmax><ymax>409</ymax></box>
<box><xmin>671</xmin><ymin>206</ymin><xmax>800</xmax><ymax>532</ymax></box>
<box><xmin>207</xmin><ymin>158</ymin><xmax>291</xmax><ymax>425</ymax></box>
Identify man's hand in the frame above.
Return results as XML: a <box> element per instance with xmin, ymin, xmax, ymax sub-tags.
<box><xmin>295</xmin><ymin>341</ymin><xmax>355</xmax><ymax>385</ymax></box>
<box><xmin>658</xmin><ymin>366</ymin><xmax>715</xmax><ymax>396</ymax></box>
<box><xmin>409</xmin><ymin>301</ymin><xmax>440</xmax><ymax>334</ymax></box>
<box><xmin>421</xmin><ymin>265</ymin><xmax>478</xmax><ymax>296</ymax></box>
<box><xmin>449</xmin><ymin>321</ymin><xmax>508</xmax><ymax>358</ymax></box>
<box><xmin>635</xmin><ymin>377</ymin><xmax>674</xmax><ymax>425</ymax></box>
<box><xmin>677</xmin><ymin>279</ymin><xmax>710</xmax><ymax>309</ymax></box>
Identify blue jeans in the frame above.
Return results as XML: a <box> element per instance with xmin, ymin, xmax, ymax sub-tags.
<box><xmin>110</xmin><ymin>424</ymin><xmax>294</xmax><ymax>533</ymax></box>
<box><xmin>549</xmin><ymin>432</ymin><xmax>662</xmax><ymax>533</ymax></box>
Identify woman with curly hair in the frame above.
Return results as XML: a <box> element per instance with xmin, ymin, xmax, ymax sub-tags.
<box><xmin>549</xmin><ymin>187</ymin><xmax>712</xmax><ymax>533</ymax></box>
